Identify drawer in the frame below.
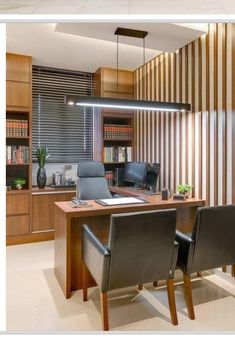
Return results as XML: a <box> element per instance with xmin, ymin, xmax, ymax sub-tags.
<box><xmin>6</xmin><ymin>194</ymin><xmax>29</xmax><ymax>215</ymax></box>
<box><xmin>6</xmin><ymin>215</ymin><xmax>29</xmax><ymax>236</ymax></box>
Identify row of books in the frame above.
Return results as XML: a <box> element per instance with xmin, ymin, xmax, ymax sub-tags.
<box><xmin>104</xmin><ymin>124</ymin><xmax>133</xmax><ymax>140</ymax></box>
<box><xmin>105</xmin><ymin>171</ymin><xmax>114</xmax><ymax>186</ymax></box>
<box><xmin>103</xmin><ymin>146</ymin><xmax>132</xmax><ymax>163</ymax></box>
<box><xmin>6</xmin><ymin>119</ymin><xmax>28</xmax><ymax>137</ymax></box>
<box><xmin>6</xmin><ymin>145</ymin><xmax>29</xmax><ymax>164</ymax></box>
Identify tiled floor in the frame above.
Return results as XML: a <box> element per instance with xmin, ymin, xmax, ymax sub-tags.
<box><xmin>0</xmin><ymin>0</ymin><xmax>235</xmax><ymax>14</ymax></box>
<box><xmin>6</xmin><ymin>240</ymin><xmax>235</xmax><ymax>332</ymax></box>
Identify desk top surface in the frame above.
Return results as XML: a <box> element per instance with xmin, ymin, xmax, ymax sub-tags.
<box><xmin>55</xmin><ymin>186</ymin><xmax>205</xmax><ymax>218</ymax></box>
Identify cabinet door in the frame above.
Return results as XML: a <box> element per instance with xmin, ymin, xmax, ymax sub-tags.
<box><xmin>7</xmin><ymin>215</ymin><xmax>29</xmax><ymax>236</ymax></box>
<box><xmin>32</xmin><ymin>193</ymin><xmax>75</xmax><ymax>232</ymax></box>
<box><xmin>6</xmin><ymin>194</ymin><xmax>29</xmax><ymax>216</ymax></box>
<box><xmin>6</xmin><ymin>54</ymin><xmax>31</xmax><ymax>82</ymax></box>
<box><xmin>6</xmin><ymin>81</ymin><xmax>30</xmax><ymax>108</ymax></box>
<box><xmin>102</xmin><ymin>68</ymin><xmax>134</xmax><ymax>94</ymax></box>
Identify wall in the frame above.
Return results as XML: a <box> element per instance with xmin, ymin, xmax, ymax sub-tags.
<box><xmin>32</xmin><ymin>163</ymin><xmax>77</xmax><ymax>186</ymax></box>
<box><xmin>135</xmin><ymin>23</ymin><xmax>235</xmax><ymax>206</ymax></box>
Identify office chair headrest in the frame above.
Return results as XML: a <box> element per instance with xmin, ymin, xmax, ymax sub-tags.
<box><xmin>77</xmin><ymin>161</ymin><xmax>105</xmax><ymax>178</ymax></box>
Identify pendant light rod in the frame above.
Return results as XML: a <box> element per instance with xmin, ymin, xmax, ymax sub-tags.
<box><xmin>116</xmin><ymin>33</ymin><xmax>119</xmax><ymax>94</ymax></box>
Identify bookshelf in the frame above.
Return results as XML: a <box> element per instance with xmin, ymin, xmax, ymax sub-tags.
<box><xmin>6</xmin><ymin>53</ymin><xmax>32</xmax><ymax>244</ymax></box>
<box><xmin>93</xmin><ymin>66</ymin><xmax>135</xmax><ymax>186</ymax></box>
<box><xmin>102</xmin><ymin>112</ymin><xmax>134</xmax><ymax>186</ymax></box>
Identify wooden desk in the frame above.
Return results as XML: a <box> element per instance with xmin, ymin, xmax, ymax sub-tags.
<box><xmin>54</xmin><ymin>187</ymin><xmax>205</xmax><ymax>298</ymax></box>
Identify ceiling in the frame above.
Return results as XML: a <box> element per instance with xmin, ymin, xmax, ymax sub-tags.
<box><xmin>0</xmin><ymin>0</ymin><xmax>235</xmax><ymax>14</ymax></box>
<box><xmin>6</xmin><ymin>23</ymin><xmax>207</xmax><ymax>73</ymax></box>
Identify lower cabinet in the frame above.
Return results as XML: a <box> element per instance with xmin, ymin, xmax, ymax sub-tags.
<box><xmin>32</xmin><ymin>192</ymin><xmax>75</xmax><ymax>232</ymax></box>
<box><xmin>6</xmin><ymin>192</ymin><xmax>30</xmax><ymax>237</ymax></box>
<box><xmin>7</xmin><ymin>215</ymin><xmax>29</xmax><ymax>236</ymax></box>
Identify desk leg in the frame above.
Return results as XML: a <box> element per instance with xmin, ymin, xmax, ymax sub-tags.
<box><xmin>54</xmin><ymin>207</ymin><xmax>71</xmax><ymax>299</ymax></box>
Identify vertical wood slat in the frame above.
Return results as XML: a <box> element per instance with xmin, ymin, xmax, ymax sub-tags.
<box><xmin>233</xmin><ymin>24</ymin><xmax>235</xmax><ymax>204</ymax></box>
<box><xmin>135</xmin><ymin>23</ymin><xmax>234</xmax><ymax>205</ymax></box>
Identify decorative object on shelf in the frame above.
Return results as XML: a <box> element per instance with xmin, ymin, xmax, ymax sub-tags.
<box><xmin>34</xmin><ymin>146</ymin><xmax>50</xmax><ymax>189</ymax></box>
<box><xmin>14</xmin><ymin>178</ymin><xmax>26</xmax><ymax>190</ymax></box>
<box><xmin>66</xmin><ymin>27</ymin><xmax>191</xmax><ymax>113</ymax></box>
<box><xmin>177</xmin><ymin>184</ymin><xmax>192</xmax><ymax>198</ymax></box>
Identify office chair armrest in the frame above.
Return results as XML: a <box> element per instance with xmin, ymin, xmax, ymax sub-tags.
<box><xmin>82</xmin><ymin>224</ymin><xmax>109</xmax><ymax>256</ymax></box>
<box><xmin>175</xmin><ymin>229</ymin><xmax>194</xmax><ymax>274</ymax></box>
<box><xmin>176</xmin><ymin>230</ymin><xmax>193</xmax><ymax>244</ymax></box>
<box><xmin>169</xmin><ymin>241</ymin><xmax>179</xmax><ymax>278</ymax></box>
<box><xmin>82</xmin><ymin>225</ymin><xmax>110</xmax><ymax>292</ymax></box>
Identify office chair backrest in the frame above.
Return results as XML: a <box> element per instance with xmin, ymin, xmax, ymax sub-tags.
<box><xmin>77</xmin><ymin>161</ymin><xmax>112</xmax><ymax>200</ymax></box>
<box><xmin>107</xmin><ymin>209</ymin><xmax>177</xmax><ymax>290</ymax></box>
<box><xmin>191</xmin><ymin>205</ymin><xmax>235</xmax><ymax>273</ymax></box>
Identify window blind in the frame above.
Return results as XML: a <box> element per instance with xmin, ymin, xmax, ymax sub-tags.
<box><xmin>32</xmin><ymin>65</ymin><xmax>93</xmax><ymax>163</ymax></box>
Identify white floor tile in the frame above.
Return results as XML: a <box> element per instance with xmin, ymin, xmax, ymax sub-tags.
<box><xmin>6</xmin><ymin>240</ymin><xmax>235</xmax><ymax>331</ymax></box>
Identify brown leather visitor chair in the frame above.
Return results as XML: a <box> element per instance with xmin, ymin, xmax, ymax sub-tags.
<box><xmin>81</xmin><ymin>209</ymin><xmax>179</xmax><ymax>331</ymax></box>
<box><xmin>175</xmin><ymin>205</ymin><xmax>235</xmax><ymax>320</ymax></box>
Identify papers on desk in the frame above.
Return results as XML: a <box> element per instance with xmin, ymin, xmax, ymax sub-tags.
<box><xmin>96</xmin><ymin>197</ymin><xmax>148</xmax><ymax>206</ymax></box>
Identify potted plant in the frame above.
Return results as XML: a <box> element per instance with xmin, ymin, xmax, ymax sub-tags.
<box><xmin>34</xmin><ymin>146</ymin><xmax>50</xmax><ymax>189</ymax></box>
<box><xmin>177</xmin><ymin>184</ymin><xmax>192</xmax><ymax>198</ymax></box>
<box><xmin>14</xmin><ymin>178</ymin><xmax>26</xmax><ymax>190</ymax></box>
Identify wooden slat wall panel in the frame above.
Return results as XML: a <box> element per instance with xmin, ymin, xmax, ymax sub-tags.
<box><xmin>135</xmin><ymin>23</ymin><xmax>235</xmax><ymax>205</ymax></box>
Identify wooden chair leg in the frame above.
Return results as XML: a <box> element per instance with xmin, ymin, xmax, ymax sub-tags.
<box><xmin>183</xmin><ymin>274</ymin><xmax>195</xmax><ymax>320</ymax></box>
<box><xmin>166</xmin><ymin>279</ymin><xmax>178</xmax><ymax>326</ymax></box>
<box><xmin>153</xmin><ymin>281</ymin><xmax>158</xmax><ymax>287</ymax></box>
<box><xmin>82</xmin><ymin>261</ymin><xmax>88</xmax><ymax>302</ymax></box>
<box><xmin>232</xmin><ymin>264</ymin><xmax>235</xmax><ymax>277</ymax></box>
<box><xmin>100</xmin><ymin>292</ymin><xmax>109</xmax><ymax>331</ymax></box>
<box><xmin>137</xmin><ymin>284</ymin><xmax>143</xmax><ymax>290</ymax></box>
<box><xmin>222</xmin><ymin>266</ymin><xmax>227</xmax><ymax>273</ymax></box>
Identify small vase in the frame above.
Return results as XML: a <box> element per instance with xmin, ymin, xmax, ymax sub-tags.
<box><xmin>37</xmin><ymin>167</ymin><xmax>47</xmax><ymax>189</ymax></box>
<box><xmin>16</xmin><ymin>184</ymin><xmax>22</xmax><ymax>190</ymax></box>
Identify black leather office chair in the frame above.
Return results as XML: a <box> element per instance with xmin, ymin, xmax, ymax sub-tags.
<box><xmin>176</xmin><ymin>205</ymin><xmax>235</xmax><ymax>320</ymax></box>
<box><xmin>82</xmin><ymin>209</ymin><xmax>179</xmax><ymax>330</ymax></box>
<box><xmin>77</xmin><ymin>161</ymin><xmax>112</xmax><ymax>200</ymax></box>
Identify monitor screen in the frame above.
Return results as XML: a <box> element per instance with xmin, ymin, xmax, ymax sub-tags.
<box><xmin>145</xmin><ymin>163</ymin><xmax>160</xmax><ymax>191</ymax></box>
<box><xmin>123</xmin><ymin>162</ymin><xmax>147</xmax><ymax>186</ymax></box>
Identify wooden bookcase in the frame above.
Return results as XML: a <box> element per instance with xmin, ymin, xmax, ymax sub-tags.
<box><xmin>6</xmin><ymin>53</ymin><xmax>33</xmax><ymax>244</ymax></box>
<box><xmin>93</xmin><ymin>67</ymin><xmax>135</xmax><ymax>185</ymax></box>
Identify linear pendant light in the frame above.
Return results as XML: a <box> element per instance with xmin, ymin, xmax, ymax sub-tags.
<box><xmin>66</xmin><ymin>95</ymin><xmax>190</xmax><ymax>112</ymax></box>
<box><xmin>65</xmin><ymin>27</ymin><xmax>191</xmax><ymax>113</ymax></box>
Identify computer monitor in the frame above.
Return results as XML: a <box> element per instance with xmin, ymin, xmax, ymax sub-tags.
<box><xmin>123</xmin><ymin>162</ymin><xmax>148</xmax><ymax>187</ymax></box>
<box><xmin>145</xmin><ymin>163</ymin><xmax>160</xmax><ymax>192</ymax></box>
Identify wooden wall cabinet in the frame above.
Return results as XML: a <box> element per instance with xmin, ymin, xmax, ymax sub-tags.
<box><xmin>6</xmin><ymin>53</ymin><xmax>32</xmax><ymax>245</ymax></box>
<box><xmin>94</xmin><ymin>67</ymin><xmax>134</xmax><ymax>99</ymax></box>
<box><xmin>6</xmin><ymin>53</ymin><xmax>31</xmax><ymax>82</ymax></box>
<box><xmin>6</xmin><ymin>81</ymin><xmax>30</xmax><ymax>109</ymax></box>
